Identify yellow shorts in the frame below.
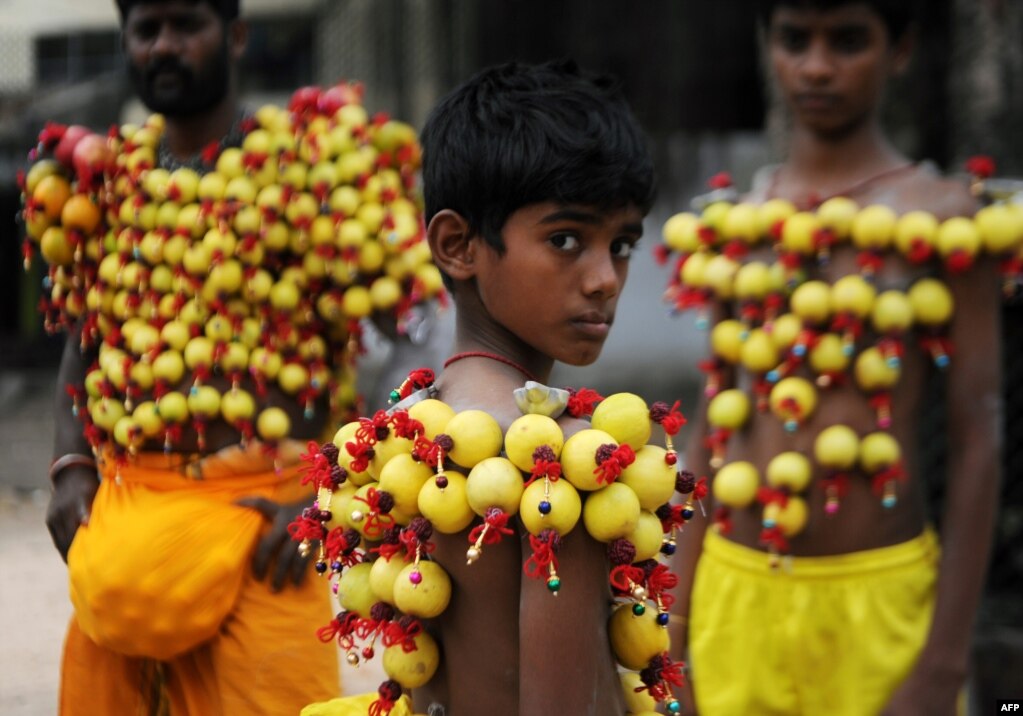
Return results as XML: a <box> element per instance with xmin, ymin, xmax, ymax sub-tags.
<box><xmin>689</xmin><ymin>529</ymin><xmax>939</xmax><ymax>716</ymax></box>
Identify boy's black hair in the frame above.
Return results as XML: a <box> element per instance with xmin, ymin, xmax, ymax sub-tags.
<box><xmin>116</xmin><ymin>0</ymin><xmax>240</xmax><ymax>22</ymax></box>
<box><xmin>756</xmin><ymin>0</ymin><xmax>918</xmax><ymax>42</ymax></box>
<box><xmin>420</xmin><ymin>59</ymin><xmax>656</xmax><ymax>260</ymax></box>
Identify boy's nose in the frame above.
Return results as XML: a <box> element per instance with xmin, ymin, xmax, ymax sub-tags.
<box><xmin>799</xmin><ymin>40</ymin><xmax>835</xmax><ymax>84</ymax></box>
<box><xmin>581</xmin><ymin>252</ymin><xmax>621</xmax><ymax>299</ymax></box>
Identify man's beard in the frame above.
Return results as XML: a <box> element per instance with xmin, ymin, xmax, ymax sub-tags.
<box><xmin>128</xmin><ymin>43</ymin><xmax>231</xmax><ymax>117</ymax></box>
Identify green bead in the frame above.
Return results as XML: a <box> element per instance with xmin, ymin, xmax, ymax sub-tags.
<box><xmin>667</xmin><ymin>699</ymin><xmax>681</xmax><ymax>714</ymax></box>
<box><xmin>389</xmin><ymin>389</ymin><xmax>401</xmax><ymax>403</ymax></box>
<box><xmin>546</xmin><ymin>576</ymin><xmax>561</xmax><ymax>593</ymax></box>
<box><xmin>632</xmin><ymin>602</ymin><xmax>646</xmax><ymax>616</ymax></box>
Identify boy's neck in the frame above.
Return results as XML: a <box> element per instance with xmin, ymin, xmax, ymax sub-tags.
<box><xmin>781</xmin><ymin>120</ymin><xmax>908</xmax><ymax>195</ymax></box>
<box><xmin>449</xmin><ymin>306</ymin><xmax>553</xmax><ymax>386</ymax></box>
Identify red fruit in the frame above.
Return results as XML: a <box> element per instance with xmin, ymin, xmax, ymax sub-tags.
<box><xmin>317</xmin><ymin>86</ymin><xmax>348</xmax><ymax>115</ymax></box>
<box><xmin>289</xmin><ymin>86</ymin><xmax>321</xmax><ymax>115</ymax></box>
<box><xmin>54</xmin><ymin>125</ymin><xmax>91</xmax><ymax>168</ymax></box>
<box><xmin>72</xmin><ymin>134</ymin><xmax>111</xmax><ymax>186</ymax></box>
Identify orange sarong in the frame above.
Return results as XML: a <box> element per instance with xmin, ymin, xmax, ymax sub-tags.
<box><xmin>60</xmin><ymin>443</ymin><xmax>340</xmax><ymax>715</ymax></box>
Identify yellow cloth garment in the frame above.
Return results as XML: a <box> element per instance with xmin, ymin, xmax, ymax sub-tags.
<box><xmin>61</xmin><ymin>443</ymin><xmax>340</xmax><ymax>715</ymax></box>
<box><xmin>689</xmin><ymin>529</ymin><xmax>942</xmax><ymax>716</ymax></box>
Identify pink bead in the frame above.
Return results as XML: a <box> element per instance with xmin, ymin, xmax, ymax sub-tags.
<box><xmin>409</xmin><ymin>570</ymin><xmax>423</xmax><ymax>585</ymax></box>
<box><xmin>825</xmin><ymin>502</ymin><xmax>839</xmax><ymax>515</ymax></box>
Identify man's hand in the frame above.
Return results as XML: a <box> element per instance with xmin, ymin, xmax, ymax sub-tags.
<box><xmin>235</xmin><ymin>495</ymin><xmax>313</xmax><ymax>591</ymax></box>
<box><xmin>46</xmin><ymin>467</ymin><xmax>99</xmax><ymax>562</ymax></box>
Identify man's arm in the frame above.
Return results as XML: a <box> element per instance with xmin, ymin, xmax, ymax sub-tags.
<box><xmin>47</xmin><ymin>327</ymin><xmax>100</xmax><ymax>561</ymax></box>
<box><xmin>884</xmin><ymin>257</ymin><xmax>1002</xmax><ymax>715</ymax></box>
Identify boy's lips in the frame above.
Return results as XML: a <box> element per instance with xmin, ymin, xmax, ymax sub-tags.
<box><xmin>794</xmin><ymin>93</ymin><xmax>840</xmax><ymax>111</ymax></box>
<box><xmin>571</xmin><ymin>311</ymin><xmax>613</xmax><ymax>338</ymax></box>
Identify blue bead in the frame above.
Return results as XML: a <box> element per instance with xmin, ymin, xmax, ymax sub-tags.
<box><xmin>660</xmin><ymin>542</ymin><xmax>677</xmax><ymax>556</ymax></box>
<box><xmin>656</xmin><ymin>612</ymin><xmax>670</xmax><ymax>627</ymax></box>
<box><xmin>882</xmin><ymin>496</ymin><xmax>897</xmax><ymax>509</ymax></box>
<box><xmin>766</xmin><ymin>370</ymin><xmax>780</xmax><ymax>383</ymax></box>
<box><xmin>315</xmin><ymin>562</ymin><xmax>327</xmax><ymax>574</ymax></box>
<box><xmin>667</xmin><ymin>699</ymin><xmax>681</xmax><ymax>714</ymax></box>
<box><xmin>538</xmin><ymin>500</ymin><xmax>552</xmax><ymax>515</ymax></box>
<box><xmin>793</xmin><ymin>344</ymin><xmax>806</xmax><ymax>358</ymax></box>
<box><xmin>681</xmin><ymin>507</ymin><xmax>695</xmax><ymax>520</ymax></box>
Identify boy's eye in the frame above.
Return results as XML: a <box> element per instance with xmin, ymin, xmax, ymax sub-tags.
<box><xmin>549</xmin><ymin>233</ymin><xmax>580</xmax><ymax>251</ymax></box>
<box><xmin>611</xmin><ymin>238</ymin><xmax>637</xmax><ymax>259</ymax></box>
<box><xmin>776</xmin><ymin>27</ymin><xmax>810</xmax><ymax>53</ymax></box>
<box><xmin>830</xmin><ymin>28</ymin><xmax>870</xmax><ymax>53</ymax></box>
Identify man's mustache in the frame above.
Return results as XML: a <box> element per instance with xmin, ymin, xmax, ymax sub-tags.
<box><xmin>144</xmin><ymin>58</ymin><xmax>193</xmax><ymax>85</ymax></box>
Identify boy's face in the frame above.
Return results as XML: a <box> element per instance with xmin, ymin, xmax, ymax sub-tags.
<box><xmin>473</xmin><ymin>202</ymin><xmax>644</xmax><ymax>367</ymax></box>
<box><xmin>122</xmin><ymin>1</ymin><xmax>237</xmax><ymax>117</ymax></box>
<box><xmin>767</xmin><ymin>3</ymin><xmax>907</xmax><ymax>137</ymax></box>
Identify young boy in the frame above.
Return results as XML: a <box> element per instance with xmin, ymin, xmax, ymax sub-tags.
<box><xmin>415</xmin><ymin>59</ymin><xmax>655</xmax><ymax>715</ymax></box>
<box><xmin>670</xmin><ymin>2</ymin><xmax>1001</xmax><ymax>715</ymax></box>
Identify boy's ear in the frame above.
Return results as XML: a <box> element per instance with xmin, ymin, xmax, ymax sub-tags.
<box><xmin>890</xmin><ymin>26</ymin><xmax>914</xmax><ymax>76</ymax></box>
<box><xmin>427</xmin><ymin>210</ymin><xmax>478</xmax><ymax>281</ymax></box>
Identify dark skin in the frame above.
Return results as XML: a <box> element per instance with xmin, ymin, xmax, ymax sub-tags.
<box><xmin>672</xmin><ymin>5</ymin><xmax>1001</xmax><ymax>715</ymax></box>
<box><xmin>418</xmin><ymin>202</ymin><xmax>644</xmax><ymax>715</ymax></box>
<box><xmin>47</xmin><ymin>2</ymin><xmax>311</xmax><ymax>592</ymax></box>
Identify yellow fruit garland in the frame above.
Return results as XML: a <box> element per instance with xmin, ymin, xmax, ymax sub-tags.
<box><xmin>662</xmin><ymin>165</ymin><xmax>1019</xmax><ymax>565</ymax></box>
<box><xmin>290</xmin><ymin>382</ymin><xmax>693</xmax><ymax>714</ymax></box>
<box><xmin>19</xmin><ymin>81</ymin><xmax>445</xmax><ymax>459</ymax></box>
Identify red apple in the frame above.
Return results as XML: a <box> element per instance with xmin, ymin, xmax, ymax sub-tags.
<box><xmin>72</xmin><ymin>133</ymin><xmax>111</xmax><ymax>187</ymax></box>
<box><xmin>54</xmin><ymin>124</ymin><xmax>91</xmax><ymax>168</ymax></box>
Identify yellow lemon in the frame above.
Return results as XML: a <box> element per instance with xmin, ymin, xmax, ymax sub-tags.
<box><xmin>769</xmin><ymin>377</ymin><xmax>817</xmax><ymax>427</ymax></box>
<box><xmin>504</xmin><ymin>413</ymin><xmax>564</xmax><ymax>472</ymax></box>
<box><xmin>519</xmin><ymin>477</ymin><xmax>582</xmax><ymax>536</ymax></box>
<box><xmin>369</xmin><ymin>434</ymin><xmax>415</xmax><ymax>479</ymax></box>
<box><xmin>908</xmin><ymin>278</ymin><xmax>954</xmax><ymax>326</ymax></box>
<box><xmin>369</xmin><ymin>553</ymin><xmax>409</xmax><ymax>605</ymax></box>
<box><xmin>407</xmin><ymin>399</ymin><xmax>456</xmax><ymax>440</ymax></box>
<box><xmin>789</xmin><ymin>280</ymin><xmax>831</xmax><ymax>324</ymax></box>
<box><xmin>662</xmin><ymin>212</ymin><xmax>701</xmax><ymax>253</ymax></box>
<box><xmin>763</xmin><ymin>495</ymin><xmax>808</xmax><ymax>536</ymax></box>
<box><xmin>618</xmin><ymin>445</ymin><xmax>676</xmax><ymax>511</ymax></box>
<box><xmin>323</xmin><ymin>482</ymin><xmax>358</xmax><ymax>531</ymax></box>
<box><xmin>740</xmin><ymin>328</ymin><xmax>779</xmax><ymax>374</ymax></box>
<box><xmin>712</xmin><ymin>461</ymin><xmax>759</xmax><ymax>508</ymax></box>
<box><xmin>860</xmin><ymin>432</ymin><xmax>901</xmax><ymax>472</ymax></box>
<box><xmin>626</xmin><ymin>510</ymin><xmax>665</xmax><ymax>562</ymax></box>
<box><xmin>591</xmin><ymin>392</ymin><xmax>652</xmax><ymax>451</ymax></box>
<box><xmin>765</xmin><ymin>451</ymin><xmax>812</xmax><ymax>492</ymax></box>
<box><xmin>393</xmin><ymin>560</ymin><xmax>451</xmax><ymax>618</ymax></box>
<box><xmin>831</xmin><ymin>274</ymin><xmax>876</xmax><ymax>317</ymax></box>
<box><xmin>466</xmin><ymin>456</ymin><xmax>525</xmax><ymax>516</ymax></box>
<box><xmin>337</xmin><ymin>562</ymin><xmax>375</xmax><ymax>618</ymax></box>
<box><xmin>854</xmin><ymin>346</ymin><xmax>900</xmax><ymax>391</ymax></box>
<box><xmin>814</xmin><ymin>425</ymin><xmax>859</xmax><ymax>470</ymax></box>
<box><xmin>417</xmin><ymin>470</ymin><xmax>475</xmax><ymax>534</ymax></box>
<box><xmin>711</xmin><ymin>319</ymin><xmax>745</xmax><ymax>363</ymax></box>
<box><xmin>561</xmin><ymin>428</ymin><xmax>618</xmax><ymax>491</ymax></box>
<box><xmin>582</xmin><ymin>482</ymin><xmax>641</xmax><ymax>542</ymax></box>
<box><xmin>383</xmin><ymin>630</ymin><xmax>440</xmax><ymax>689</ymax></box>
<box><xmin>445</xmin><ymin>409</ymin><xmax>503</xmax><ymax>469</ymax></box>
<box><xmin>609</xmin><ymin>603</ymin><xmax>670</xmax><ymax>671</ymax></box>
<box><xmin>816</xmin><ymin>196</ymin><xmax>859</xmax><ymax>238</ymax></box>
<box><xmin>871</xmin><ymin>291</ymin><xmax>914</xmax><ymax>334</ymax></box>
<box><xmin>377</xmin><ymin>452</ymin><xmax>434</xmax><ymax>516</ymax></box>
<box><xmin>706</xmin><ymin>389</ymin><xmax>750</xmax><ymax>430</ymax></box>
<box><xmin>331</xmin><ymin>421</ymin><xmax>374</xmax><ymax>486</ymax></box>
<box><xmin>851</xmin><ymin>204</ymin><xmax>897</xmax><ymax>250</ymax></box>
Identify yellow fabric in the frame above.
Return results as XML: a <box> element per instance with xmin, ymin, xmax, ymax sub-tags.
<box><xmin>61</xmin><ymin>444</ymin><xmax>340</xmax><ymax>715</ymax></box>
<box><xmin>689</xmin><ymin>529</ymin><xmax>940</xmax><ymax>716</ymax></box>
<box><xmin>301</xmin><ymin>693</ymin><xmax>415</xmax><ymax>716</ymax></box>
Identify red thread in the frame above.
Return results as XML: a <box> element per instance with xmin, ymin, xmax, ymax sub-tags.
<box><xmin>443</xmin><ymin>351</ymin><xmax>539</xmax><ymax>382</ymax></box>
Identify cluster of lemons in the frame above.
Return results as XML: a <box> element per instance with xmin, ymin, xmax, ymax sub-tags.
<box><xmin>661</xmin><ymin>196</ymin><xmax>1019</xmax><ymax>561</ymax></box>
<box><xmin>19</xmin><ymin>82</ymin><xmax>445</xmax><ymax>454</ymax></box>
<box><xmin>298</xmin><ymin>392</ymin><xmax>688</xmax><ymax>714</ymax></box>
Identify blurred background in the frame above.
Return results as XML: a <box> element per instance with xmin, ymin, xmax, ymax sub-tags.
<box><xmin>0</xmin><ymin>0</ymin><xmax>1020</xmax><ymax>713</ymax></box>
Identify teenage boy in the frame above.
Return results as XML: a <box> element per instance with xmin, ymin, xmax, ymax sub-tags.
<box><xmin>671</xmin><ymin>2</ymin><xmax>1001</xmax><ymax>715</ymax></box>
<box><xmin>419</xmin><ymin>59</ymin><xmax>656</xmax><ymax>715</ymax></box>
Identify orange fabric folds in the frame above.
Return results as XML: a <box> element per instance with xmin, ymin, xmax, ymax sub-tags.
<box><xmin>67</xmin><ymin>447</ymin><xmax>301</xmax><ymax>661</ymax></box>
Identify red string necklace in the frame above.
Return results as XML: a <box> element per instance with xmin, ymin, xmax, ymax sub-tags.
<box><xmin>443</xmin><ymin>351</ymin><xmax>540</xmax><ymax>383</ymax></box>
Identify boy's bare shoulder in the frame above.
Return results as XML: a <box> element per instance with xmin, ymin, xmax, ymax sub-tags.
<box><xmin>886</xmin><ymin>165</ymin><xmax>979</xmax><ymax>219</ymax></box>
